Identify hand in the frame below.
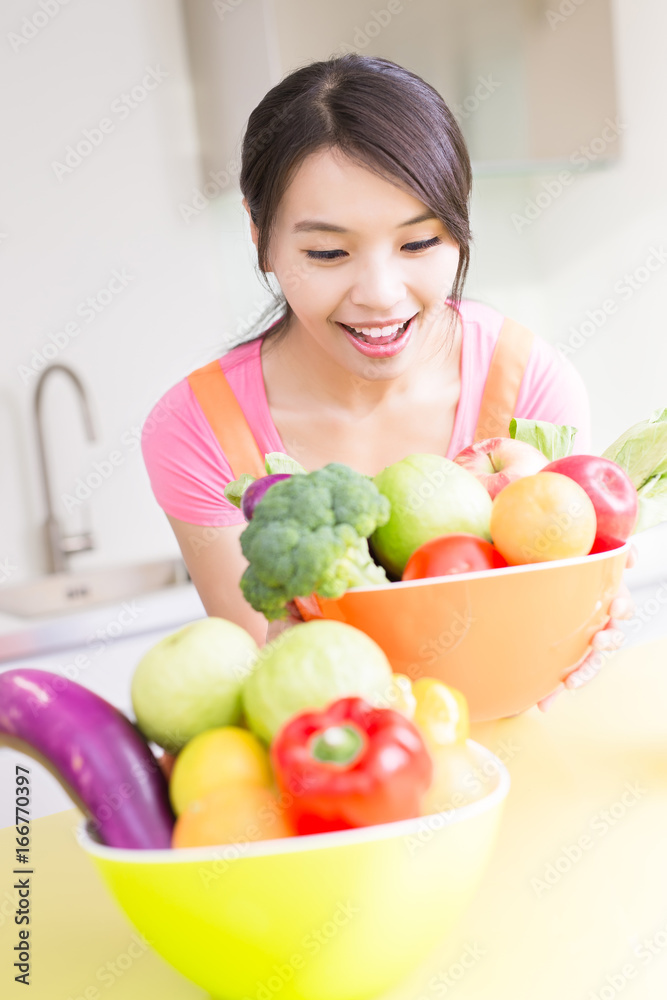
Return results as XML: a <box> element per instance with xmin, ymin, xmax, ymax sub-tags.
<box><xmin>265</xmin><ymin>600</ymin><xmax>305</xmax><ymax>644</ymax></box>
<box><xmin>537</xmin><ymin>543</ymin><xmax>637</xmax><ymax>712</ymax></box>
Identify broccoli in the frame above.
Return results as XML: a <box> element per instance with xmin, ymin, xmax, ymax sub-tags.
<box><xmin>239</xmin><ymin>462</ymin><xmax>391</xmax><ymax>620</ymax></box>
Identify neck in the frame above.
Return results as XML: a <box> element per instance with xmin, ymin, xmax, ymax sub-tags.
<box><xmin>262</xmin><ymin>306</ymin><xmax>462</xmax><ymax>419</ymax></box>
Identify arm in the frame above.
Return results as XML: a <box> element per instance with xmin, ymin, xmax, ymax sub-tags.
<box><xmin>141</xmin><ymin>381</ymin><xmax>293</xmax><ymax>644</ymax></box>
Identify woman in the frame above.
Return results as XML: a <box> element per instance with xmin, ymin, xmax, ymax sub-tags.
<box><xmin>142</xmin><ymin>54</ymin><xmax>633</xmax><ymax>710</ymax></box>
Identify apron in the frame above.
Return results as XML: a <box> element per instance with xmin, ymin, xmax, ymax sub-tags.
<box><xmin>186</xmin><ymin>316</ymin><xmax>534</xmax><ymax>480</ymax></box>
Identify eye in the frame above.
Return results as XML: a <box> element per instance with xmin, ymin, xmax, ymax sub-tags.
<box><xmin>304</xmin><ymin>249</ymin><xmax>347</xmax><ymax>260</ymax></box>
<box><xmin>304</xmin><ymin>236</ymin><xmax>442</xmax><ymax>261</ymax></box>
<box><xmin>403</xmin><ymin>236</ymin><xmax>443</xmax><ymax>252</ymax></box>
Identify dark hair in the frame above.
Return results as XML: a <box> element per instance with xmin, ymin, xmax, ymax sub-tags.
<box><xmin>236</xmin><ymin>53</ymin><xmax>472</xmax><ymax>350</ymax></box>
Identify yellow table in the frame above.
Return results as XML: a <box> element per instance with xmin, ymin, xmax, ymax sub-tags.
<box><xmin>2</xmin><ymin>636</ymin><xmax>666</xmax><ymax>1000</ymax></box>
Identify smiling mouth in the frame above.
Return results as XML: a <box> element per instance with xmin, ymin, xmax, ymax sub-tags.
<box><xmin>339</xmin><ymin>317</ymin><xmax>414</xmax><ymax>345</ymax></box>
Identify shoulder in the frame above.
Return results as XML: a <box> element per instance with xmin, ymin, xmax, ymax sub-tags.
<box><xmin>142</xmin><ymin>339</ymin><xmax>262</xmax><ymax>441</ymax></box>
<box><xmin>218</xmin><ymin>337</ymin><xmax>262</xmax><ymax>376</ymax></box>
<box><xmin>511</xmin><ymin>321</ymin><xmax>592</xmax><ymax>454</ymax></box>
<box><xmin>457</xmin><ymin>299</ymin><xmax>592</xmax><ymax>453</ymax></box>
<box><xmin>456</xmin><ymin>298</ymin><xmax>505</xmax><ymax>352</ymax></box>
<box><xmin>457</xmin><ymin>298</ymin><xmax>511</xmax><ymax>376</ymax></box>
<box><xmin>140</xmin><ymin>376</ymin><xmax>196</xmax><ymax>450</ymax></box>
<box><xmin>512</xmin><ymin>319</ymin><xmax>589</xmax><ymax>411</ymax></box>
<box><xmin>140</xmin><ymin>349</ymin><xmax>258</xmax><ymax>526</ymax></box>
<box><xmin>457</xmin><ymin>297</ymin><xmax>505</xmax><ymax>331</ymax></box>
<box><xmin>458</xmin><ymin>297</ymin><xmax>588</xmax><ymax>404</ymax></box>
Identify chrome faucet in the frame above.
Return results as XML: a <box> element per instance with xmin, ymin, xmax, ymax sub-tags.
<box><xmin>33</xmin><ymin>364</ymin><xmax>96</xmax><ymax>573</ymax></box>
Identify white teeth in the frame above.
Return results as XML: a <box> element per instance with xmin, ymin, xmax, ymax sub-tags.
<box><xmin>349</xmin><ymin>322</ymin><xmax>403</xmax><ymax>338</ymax></box>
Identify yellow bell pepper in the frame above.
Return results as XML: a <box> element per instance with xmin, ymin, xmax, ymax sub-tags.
<box><xmin>411</xmin><ymin>677</ymin><xmax>469</xmax><ymax>750</ymax></box>
<box><xmin>410</xmin><ymin>679</ymin><xmax>486</xmax><ymax>816</ymax></box>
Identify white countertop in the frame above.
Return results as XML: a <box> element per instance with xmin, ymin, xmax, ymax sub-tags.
<box><xmin>0</xmin><ymin>580</ymin><xmax>207</xmax><ymax>662</ymax></box>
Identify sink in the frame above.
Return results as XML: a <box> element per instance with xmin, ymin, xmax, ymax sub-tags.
<box><xmin>0</xmin><ymin>558</ymin><xmax>190</xmax><ymax>618</ymax></box>
<box><xmin>0</xmin><ymin>564</ymin><xmax>205</xmax><ymax>665</ymax></box>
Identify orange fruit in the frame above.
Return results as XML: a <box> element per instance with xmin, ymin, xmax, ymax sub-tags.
<box><xmin>490</xmin><ymin>471</ymin><xmax>597</xmax><ymax>565</ymax></box>
<box><xmin>169</xmin><ymin>726</ymin><xmax>272</xmax><ymax>816</ymax></box>
<box><xmin>172</xmin><ymin>784</ymin><xmax>294</xmax><ymax>848</ymax></box>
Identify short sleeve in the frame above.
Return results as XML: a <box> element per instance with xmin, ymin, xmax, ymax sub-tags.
<box><xmin>140</xmin><ymin>379</ymin><xmax>246</xmax><ymax>527</ymax></box>
<box><xmin>514</xmin><ymin>335</ymin><xmax>592</xmax><ymax>455</ymax></box>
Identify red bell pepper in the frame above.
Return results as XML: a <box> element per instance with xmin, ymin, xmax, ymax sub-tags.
<box><xmin>270</xmin><ymin>696</ymin><xmax>433</xmax><ymax>835</ymax></box>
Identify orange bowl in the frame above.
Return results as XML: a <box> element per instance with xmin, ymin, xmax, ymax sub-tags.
<box><xmin>294</xmin><ymin>541</ymin><xmax>630</xmax><ymax>721</ymax></box>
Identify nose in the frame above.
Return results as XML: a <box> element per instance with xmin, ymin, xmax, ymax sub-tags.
<box><xmin>348</xmin><ymin>255</ymin><xmax>407</xmax><ymax>313</ymax></box>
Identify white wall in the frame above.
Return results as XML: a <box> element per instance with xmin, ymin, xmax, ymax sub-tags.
<box><xmin>1</xmin><ymin>0</ymin><xmax>665</xmax><ymax>587</ymax></box>
<box><xmin>0</xmin><ymin>0</ymin><xmax>229</xmax><ymax>585</ymax></box>
<box><xmin>467</xmin><ymin>0</ymin><xmax>667</xmax><ymax>454</ymax></box>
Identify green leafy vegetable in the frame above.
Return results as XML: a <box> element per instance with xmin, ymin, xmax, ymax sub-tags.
<box><xmin>239</xmin><ymin>462</ymin><xmax>391</xmax><ymax>620</ymax></box>
<box><xmin>223</xmin><ymin>473</ymin><xmax>256</xmax><ymax>510</ymax></box>
<box><xmin>509</xmin><ymin>418</ymin><xmax>578</xmax><ymax>460</ymax></box>
<box><xmin>602</xmin><ymin>407</ymin><xmax>667</xmax><ymax>533</ymax></box>
<box><xmin>224</xmin><ymin>453</ymin><xmax>306</xmax><ymax>509</ymax></box>
<box><xmin>264</xmin><ymin>451</ymin><xmax>307</xmax><ymax>475</ymax></box>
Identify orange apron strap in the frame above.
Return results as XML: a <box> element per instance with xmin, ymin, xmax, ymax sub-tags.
<box><xmin>187</xmin><ymin>360</ymin><xmax>267</xmax><ymax>480</ymax></box>
<box><xmin>473</xmin><ymin>317</ymin><xmax>535</xmax><ymax>442</ymax></box>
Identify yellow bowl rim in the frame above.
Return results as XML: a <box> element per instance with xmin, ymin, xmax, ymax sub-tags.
<box><xmin>349</xmin><ymin>539</ymin><xmax>631</xmax><ymax>593</ymax></box>
<box><xmin>76</xmin><ymin>740</ymin><xmax>510</xmax><ymax>865</ymax></box>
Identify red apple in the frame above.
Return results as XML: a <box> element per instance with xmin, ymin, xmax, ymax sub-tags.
<box><xmin>453</xmin><ymin>437</ymin><xmax>549</xmax><ymax>499</ymax></box>
<box><xmin>542</xmin><ymin>455</ymin><xmax>638</xmax><ymax>545</ymax></box>
<box><xmin>588</xmin><ymin>533</ymin><xmax>627</xmax><ymax>554</ymax></box>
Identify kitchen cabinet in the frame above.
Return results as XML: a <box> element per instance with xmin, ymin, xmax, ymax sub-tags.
<box><xmin>181</xmin><ymin>0</ymin><xmax>619</xmax><ymax>178</ymax></box>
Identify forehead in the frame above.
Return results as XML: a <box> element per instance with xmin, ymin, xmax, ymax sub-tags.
<box><xmin>277</xmin><ymin>147</ymin><xmax>430</xmax><ymax>231</ymax></box>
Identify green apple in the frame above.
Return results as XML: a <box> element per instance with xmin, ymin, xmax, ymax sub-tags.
<box><xmin>131</xmin><ymin>617</ymin><xmax>259</xmax><ymax>753</ymax></box>
<box><xmin>242</xmin><ymin>620</ymin><xmax>393</xmax><ymax>744</ymax></box>
<box><xmin>371</xmin><ymin>453</ymin><xmax>493</xmax><ymax>578</ymax></box>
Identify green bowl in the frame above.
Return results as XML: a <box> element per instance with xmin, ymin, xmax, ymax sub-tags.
<box><xmin>77</xmin><ymin>740</ymin><xmax>509</xmax><ymax>1000</ymax></box>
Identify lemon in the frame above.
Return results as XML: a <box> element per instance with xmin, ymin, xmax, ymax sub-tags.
<box><xmin>169</xmin><ymin>726</ymin><xmax>272</xmax><ymax>816</ymax></box>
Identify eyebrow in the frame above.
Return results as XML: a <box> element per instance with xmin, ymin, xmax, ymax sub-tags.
<box><xmin>291</xmin><ymin>211</ymin><xmax>438</xmax><ymax>234</ymax></box>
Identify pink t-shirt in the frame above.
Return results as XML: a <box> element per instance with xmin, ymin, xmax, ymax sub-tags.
<box><xmin>141</xmin><ymin>298</ymin><xmax>591</xmax><ymax>527</ymax></box>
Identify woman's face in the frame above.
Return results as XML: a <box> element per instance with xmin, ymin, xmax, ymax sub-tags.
<box><xmin>244</xmin><ymin>146</ymin><xmax>461</xmax><ymax>380</ymax></box>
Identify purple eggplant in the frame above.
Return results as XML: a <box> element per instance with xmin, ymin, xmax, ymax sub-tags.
<box><xmin>0</xmin><ymin>669</ymin><xmax>174</xmax><ymax>849</ymax></box>
<box><xmin>241</xmin><ymin>473</ymin><xmax>292</xmax><ymax>520</ymax></box>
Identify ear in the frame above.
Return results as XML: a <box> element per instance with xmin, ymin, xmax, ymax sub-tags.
<box><xmin>242</xmin><ymin>197</ymin><xmax>259</xmax><ymax>251</ymax></box>
<box><xmin>242</xmin><ymin>197</ymin><xmax>274</xmax><ymax>273</ymax></box>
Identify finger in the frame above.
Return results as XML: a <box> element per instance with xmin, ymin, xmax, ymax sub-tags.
<box><xmin>609</xmin><ymin>595</ymin><xmax>635</xmax><ymax>620</ymax></box>
<box><xmin>608</xmin><ymin>578</ymin><xmax>634</xmax><ymax>619</ymax></box>
<box><xmin>564</xmin><ymin>649</ymin><xmax>605</xmax><ymax>689</ymax></box>
<box><xmin>626</xmin><ymin>544</ymin><xmax>638</xmax><ymax>570</ymax></box>
<box><xmin>591</xmin><ymin>627</ymin><xmax>626</xmax><ymax>651</ymax></box>
<box><xmin>537</xmin><ymin>682</ymin><xmax>565</xmax><ymax>712</ymax></box>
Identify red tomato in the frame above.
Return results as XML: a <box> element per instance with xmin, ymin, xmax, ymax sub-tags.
<box><xmin>402</xmin><ymin>533</ymin><xmax>508</xmax><ymax>581</ymax></box>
